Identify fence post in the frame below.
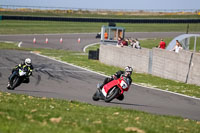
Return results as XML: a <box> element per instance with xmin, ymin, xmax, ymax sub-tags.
<box><xmin>194</xmin><ymin>36</ymin><xmax>197</xmax><ymax>52</ymax></box>
<box><xmin>185</xmin><ymin>53</ymin><xmax>193</xmax><ymax>83</ymax></box>
<box><xmin>148</xmin><ymin>49</ymin><xmax>153</xmax><ymax>74</ymax></box>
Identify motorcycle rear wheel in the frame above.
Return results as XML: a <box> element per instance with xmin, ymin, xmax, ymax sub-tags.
<box><xmin>105</xmin><ymin>87</ymin><xmax>119</xmax><ymax>103</ymax></box>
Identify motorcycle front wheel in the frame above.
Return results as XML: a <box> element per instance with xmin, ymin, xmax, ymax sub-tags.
<box><xmin>92</xmin><ymin>91</ymin><xmax>100</xmax><ymax>101</ymax></box>
<box><xmin>104</xmin><ymin>87</ymin><xmax>120</xmax><ymax>103</ymax></box>
<box><xmin>10</xmin><ymin>76</ymin><xmax>20</xmax><ymax>90</ymax></box>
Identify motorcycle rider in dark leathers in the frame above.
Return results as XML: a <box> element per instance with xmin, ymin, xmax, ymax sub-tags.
<box><xmin>98</xmin><ymin>66</ymin><xmax>133</xmax><ymax>101</ymax></box>
<box><xmin>7</xmin><ymin>58</ymin><xmax>34</xmax><ymax>87</ymax></box>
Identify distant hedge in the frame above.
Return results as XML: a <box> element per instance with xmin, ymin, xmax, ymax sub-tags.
<box><xmin>2</xmin><ymin>15</ymin><xmax>200</xmax><ymax>23</ymax></box>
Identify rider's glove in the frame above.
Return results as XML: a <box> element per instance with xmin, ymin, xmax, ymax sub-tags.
<box><xmin>112</xmin><ymin>75</ymin><xmax>117</xmax><ymax>80</ymax></box>
<box><xmin>26</xmin><ymin>72</ymin><xmax>32</xmax><ymax>77</ymax></box>
<box><xmin>29</xmin><ymin>72</ymin><xmax>32</xmax><ymax>76</ymax></box>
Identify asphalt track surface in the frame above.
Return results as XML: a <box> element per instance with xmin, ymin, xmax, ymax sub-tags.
<box><xmin>0</xmin><ymin>32</ymin><xmax>200</xmax><ymax>121</ymax></box>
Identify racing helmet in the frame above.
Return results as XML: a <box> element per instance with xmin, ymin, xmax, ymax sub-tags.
<box><xmin>124</xmin><ymin>66</ymin><xmax>133</xmax><ymax>76</ymax></box>
<box><xmin>25</xmin><ymin>58</ymin><xmax>31</xmax><ymax>66</ymax></box>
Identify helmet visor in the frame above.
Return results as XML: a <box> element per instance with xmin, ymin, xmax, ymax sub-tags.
<box><xmin>125</xmin><ymin>71</ymin><xmax>132</xmax><ymax>76</ymax></box>
<box><xmin>25</xmin><ymin>62</ymin><xmax>31</xmax><ymax>66</ymax></box>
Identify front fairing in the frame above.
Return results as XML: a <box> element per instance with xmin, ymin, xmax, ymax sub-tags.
<box><xmin>101</xmin><ymin>76</ymin><xmax>131</xmax><ymax>97</ymax></box>
<box><xmin>119</xmin><ymin>76</ymin><xmax>130</xmax><ymax>91</ymax></box>
<box><xmin>102</xmin><ymin>80</ymin><xmax>118</xmax><ymax>96</ymax></box>
<box><xmin>121</xmin><ymin>76</ymin><xmax>131</xmax><ymax>86</ymax></box>
<box><xmin>18</xmin><ymin>69</ymin><xmax>27</xmax><ymax>76</ymax></box>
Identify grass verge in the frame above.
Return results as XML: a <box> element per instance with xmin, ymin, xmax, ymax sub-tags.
<box><xmin>0</xmin><ymin>91</ymin><xmax>200</xmax><ymax>133</ymax></box>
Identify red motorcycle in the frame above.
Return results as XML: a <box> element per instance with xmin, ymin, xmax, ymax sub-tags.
<box><xmin>92</xmin><ymin>75</ymin><xmax>131</xmax><ymax>102</ymax></box>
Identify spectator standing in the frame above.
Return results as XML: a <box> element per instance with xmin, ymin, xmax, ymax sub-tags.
<box><xmin>104</xmin><ymin>32</ymin><xmax>108</xmax><ymax>39</ymax></box>
<box><xmin>158</xmin><ymin>39</ymin><xmax>166</xmax><ymax>49</ymax></box>
<box><xmin>170</xmin><ymin>40</ymin><xmax>183</xmax><ymax>53</ymax></box>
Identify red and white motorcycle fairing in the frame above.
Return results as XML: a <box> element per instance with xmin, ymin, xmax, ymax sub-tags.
<box><xmin>92</xmin><ymin>76</ymin><xmax>130</xmax><ymax>102</ymax></box>
<box><xmin>101</xmin><ymin>77</ymin><xmax>129</xmax><ymax>97</ymax></box>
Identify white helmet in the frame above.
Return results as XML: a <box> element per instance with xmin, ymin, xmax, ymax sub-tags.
<box><xmin>25</xmin><ymin>58</ymin><xmax>31</xmax><ymax>66</ymax></box>
<box><xmin>124</xmin><ymin>66</ymin><xmax>133</xmax><ymax>76</ymax></box>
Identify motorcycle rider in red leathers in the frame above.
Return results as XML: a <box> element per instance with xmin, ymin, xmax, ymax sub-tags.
<box><xmin>98</xmin><ymin>66</ymin><xmax>133</xmax><ymax>101</ymax></box>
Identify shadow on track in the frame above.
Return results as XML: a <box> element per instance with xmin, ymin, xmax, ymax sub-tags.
<box><xmin>109</xmin><ymin>101</ymin><xmax>155</xmax><ymax>108</ymax></box>
<box><xmin>14</xmin><ymin>89</ymin><xmax>57</xmax><ymax>94</ymax></box>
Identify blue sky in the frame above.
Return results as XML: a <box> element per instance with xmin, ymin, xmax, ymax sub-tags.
<box><xmin>0</xmin><ymin>0</ymin><xmax>200</xmax><ymax>10</ymax></box>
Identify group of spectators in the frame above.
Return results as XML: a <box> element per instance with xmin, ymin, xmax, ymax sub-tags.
<box><xmin>117</xmin><ymin>37</ymin><xmax>141</xmax><ymax>49</ymax></box>
<box><xmin>157</xmin><ymin>39</ymin><xmax>183</xmax><ymax>53</ymax></box>
<box><xmin>117</xmin><ymin>37</ymin><xmax>183</xmax><ymax>53</ymax></box>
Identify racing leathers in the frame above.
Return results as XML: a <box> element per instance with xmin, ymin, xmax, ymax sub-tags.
<box><xmin>99</xmin><ymin>70</ymin><xmax>132</xmax><ymax>101</ymax></box>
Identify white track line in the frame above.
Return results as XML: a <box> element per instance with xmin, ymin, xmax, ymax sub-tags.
<box><xmin>83</xmin><ymin>42</ymin><xmax>100</xmax><ymax>52</ymax></box>
<box><xmin>0</xmin><ymin>41</ymin><xmax>16</xmax><ymax>43</ymax></box>
<box><xmin>31</xmin><ymin>51</ymin><xmax>108</xmax><ymax>78</ymax></box>
<box><xmin>31</xmin><ymin>51</ymin><xmax>200</xmax><ymax>101</ymax></box>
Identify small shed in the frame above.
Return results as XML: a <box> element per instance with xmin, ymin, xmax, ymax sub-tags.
<box><xmin>100</xmin><ymin>25</ymin><xmax>125</xmax><ymax>43</ymax></box>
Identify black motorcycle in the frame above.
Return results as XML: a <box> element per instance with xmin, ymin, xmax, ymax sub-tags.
<box><xmin>7</xmin><ymin>68</ymin><xmax>28</xmax><ymax>90</ymax></box>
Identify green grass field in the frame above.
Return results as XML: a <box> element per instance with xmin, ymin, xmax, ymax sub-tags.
<box><xmin>0</xmin><ymin>20</ymin><xmax>200</xmax><ymax>34</ymax></box>
<box><xmin>0</xmin><ymin>91</ymin><xmax>199</xmax><ymax>133</ymax></box>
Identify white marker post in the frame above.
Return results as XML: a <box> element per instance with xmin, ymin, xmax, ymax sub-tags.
<box><xmin>60</xmin><ymin>37</ymin><xmax>63</xmax><ymax>44</ymax></box>
<box><xmin>33</xmin><ymin>38</ymin><xmax>36</xmax><ymax>44</ymax></box>
<box><xmin>77</xmin><ymin>38</ymin><xmax>80</xmax><ymax>43</ymax></box>
<box><xmin>45</xmin><ymin>38</ymin><xmax>48</xmax><ymax>44</ymax></box>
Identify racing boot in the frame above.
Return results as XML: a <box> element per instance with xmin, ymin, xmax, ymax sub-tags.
<box><xmin>97</xmin><ymin>83</ymin><xmax>104</xmax><ymax>91</ymax></box>
<box><xmin>7</xmin><ymin>81</ymin><xmax>11</xmax><ymax>89</ymax></box>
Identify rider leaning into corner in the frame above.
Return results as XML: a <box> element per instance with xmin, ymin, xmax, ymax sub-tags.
<box><xmin>98</xmin><ymin>66</ymin><xmax>133</xmax><ymax>101</ymax></box>
<box><xmin>7</xmin><ymin>58</ymin><xmax>34</xmax><ymax>87</ymax></box>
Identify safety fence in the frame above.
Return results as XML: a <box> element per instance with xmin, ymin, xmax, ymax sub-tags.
<box><xmin>99</xmin><ymin>45</ymin><xmax>200</xmax><ymax>86</ymax></box>
<box><xmin>2</xmin><ymin>15</ymin><xmax>200</xmax><ymax>23</ymax></box>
